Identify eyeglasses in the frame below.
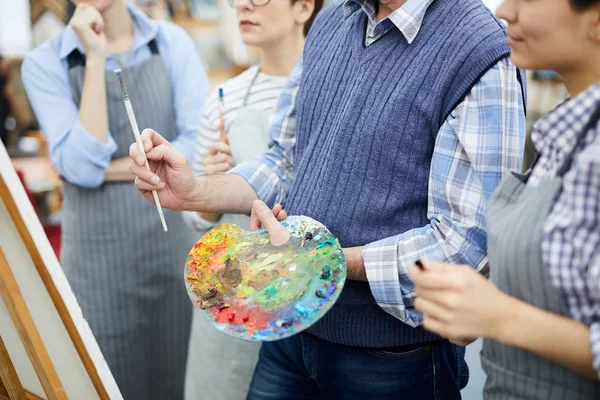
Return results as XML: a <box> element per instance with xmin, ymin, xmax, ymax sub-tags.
<box><xmin>227</xmin><ymin>0</ymin><xmax>271</xmax><ymax>7</ymax></box>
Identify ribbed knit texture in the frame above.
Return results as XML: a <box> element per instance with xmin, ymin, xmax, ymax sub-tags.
<box><xmin>287</xmin><ymin>0</ymin><xmax>514</xmax><ymax>347</ymax></box>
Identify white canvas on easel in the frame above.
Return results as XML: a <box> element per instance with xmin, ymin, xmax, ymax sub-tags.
<box><xmin>0</xmin><ymin>140</ymin><xmax>123</xmax><ymax>400</ymax></box>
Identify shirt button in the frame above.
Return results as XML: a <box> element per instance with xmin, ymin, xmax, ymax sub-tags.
<box><xmin>557</xmin><ymin>137</ymin><xmax>567</xmax><ymax>147</ymax></box>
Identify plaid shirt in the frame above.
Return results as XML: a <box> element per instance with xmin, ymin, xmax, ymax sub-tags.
<box><xmin>354</xmin><ymin>0</ymin><xmax>434</xmax><ymax>46</ymax></box>
<box><xmin>528</xmin><ymin>81</ymin><xmax>600</xmax><ymax>377</ymax></box>
<box><xmin>230</xmin><ymin>0</ymin><xmax>526</xmax><ymax>327</ymax></box>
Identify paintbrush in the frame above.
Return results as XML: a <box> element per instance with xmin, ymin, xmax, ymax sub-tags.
<box><xmin>114</xmin><ymin>69</ymin><xmax>168</xmax><ymax>232</ymax></box>
<box><xmin>218</xmin><ymin>87</ymin><xmax>226</xmax><ymax>143</ymax></box>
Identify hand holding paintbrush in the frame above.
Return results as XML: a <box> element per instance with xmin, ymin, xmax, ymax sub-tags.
<box><xmin>218</xmin><ymin>87</ymin><xmax>227</xmax><ymax>144</ymax></box>
<box><xmin>199</xmin><ymin>87</ymin><xmax>233</xmax><ymax>223</ymax></box>
<box><xmin>203</xmin><ymin>87</ymin><xmax>234</xmax><ymax>175</ymax></box>
<box><xmin>410</xmin><ymin>260</ymin><xmax>477</xmax><ymax>346</ymax></box>
<box><xmin>115</xmin><ymin>69</ymin><xmax>168</xmax><ymax>232</ymax></box>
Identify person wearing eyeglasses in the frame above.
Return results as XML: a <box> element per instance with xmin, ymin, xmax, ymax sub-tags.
<box><xmin>21</xmin><ymin>1</ymin><xmax>208</xmax><ymax>399</ymax></box>
<box><xmin>409</xmin><ymin>0</ymin><xmax>600</xmax><ymax>397</ymax></box>
<box><xmin>183</xmin><ymin>0</ymin><xmax>321</xmax><ymax>398</ymax></box>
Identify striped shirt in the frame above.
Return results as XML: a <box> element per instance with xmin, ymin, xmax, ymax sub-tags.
<box><xmin>528</xmin><ymin>81</ymin><xmax>600</xmax><ymax>377</ymax></box>
<box><xmin>230</xmin><ymin>0</ymin><xmax>526</xmax><ymax>327</ymax></box>
<box><xmin>188</xmin><ymin>65</ymin><xmax>288</xmax><ymax>230</ymax></box>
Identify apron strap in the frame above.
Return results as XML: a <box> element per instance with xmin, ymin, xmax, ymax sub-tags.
<box><xmin>67</xmin><ymin>49</ymin><xmax>86</xmax><ymax>69</ymax></box>
<box><xmin>242</xmin><ymin>66</ymin><xmax>262</xmax><ymax>107</ymax></box>
<box><xmin>556</xmin><ymin>101</ymin><xmax>600</xmax><ymax>177</ymax></box>
<box><xmin>66</xmin><ymin>39</ymin><xmax>160</xmax><ymax>70</ymax></box>
<box><xmin>525</xmin><ymin>151</ymin><xmax>542</xmax><ymax>175</ymax></box>
<box><xmin>148</xmin><ymin>39</ymin><xmax>159</xmax><ymax>55</ymax></box>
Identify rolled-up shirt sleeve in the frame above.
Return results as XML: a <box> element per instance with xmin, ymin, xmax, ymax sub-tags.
<box><xmin>591</xmin><ymin>322</ymin><xmax>600</xmax><ymax>378</ymax></box>
<box><xmin>22</xmin><ymin>53</ymin><xmax>117</xmax><ymax>189</ymax></box>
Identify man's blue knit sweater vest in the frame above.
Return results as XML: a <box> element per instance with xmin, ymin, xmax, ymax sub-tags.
<box><xmin>285</xmin><ymin>0</ymin><xmax>524</xmax><ymax>347</ymax></box>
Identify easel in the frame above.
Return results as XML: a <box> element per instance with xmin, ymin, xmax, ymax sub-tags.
<box><xmin>0</xmin><ymin>244</ymin><xmax>64</xmax><ymax>400</ymax></box>
<box><xmin>0</xmin><ymin>141</ymin><xmax>121</xmax><ymax>400</ymax></box>
<box><xmin>0</xmin><ymin>336</ymin><xmax>40</xmax><ymax>400</ymax></box>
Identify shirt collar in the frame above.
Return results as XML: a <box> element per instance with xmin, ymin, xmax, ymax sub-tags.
<box><xmin>531</xmin><ymin>80</ymin><xmax>600</xmax><ymax>156</ymax></box>
<box><xmin>59</xmin><ymin>4</ymin><xmax>159</xmax><ymax>60</ymax></box>
<box><xmin>343</xmin><ymin>0</ymin><xmax>435</xmax><ymax>44</ymax></box>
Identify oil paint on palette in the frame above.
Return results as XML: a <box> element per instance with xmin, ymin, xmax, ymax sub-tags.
<box><xmin>185</xmin><ymin>216</ymin><xmax>346</xmax><ymax>341</ymax></box>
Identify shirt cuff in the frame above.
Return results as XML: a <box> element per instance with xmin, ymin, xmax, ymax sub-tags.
<box><xmin>590</xmin><ymin>322</ymin><xmax>600</xmax><ymax>378</ymax></box>
<box><xmin>182</xmin><ymin>210</ymin><xmax>220</xmax><ymax>232</ymax></box>
<box><xmin>70</xmin><ymin>120</ymin><xmax>118</xmax><ymax>167</ymax></box>
<box><xmin>56</xmin><ymin>121</ymin><xmax>118</xmax><ymax>188</ymax></box>
<box><xmin>362</xmin><ymin>238</ymin><xmax>421</xmax><ymax>327</ymax></box>
<box><xmin>228</xmin><ymin>161</ymin><xmax>282</xmax><ymax>208</ymax></box>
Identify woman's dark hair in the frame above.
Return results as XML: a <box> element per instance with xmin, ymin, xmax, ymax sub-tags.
<box><xmin>570</xmin><ymin>0</ymin><xmax>600</xmax><ymax>11</ymax></box>
<box><xmin>293</xmin><ymin>0</ymin><xmax>325</xmax><ymax>37</ymax></box>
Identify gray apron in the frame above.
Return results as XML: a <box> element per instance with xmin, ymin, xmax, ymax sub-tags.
<box><xmin>217</xmin><ymin>67</ymin><xmax>271</xmax><ymax>232</ymax></box>
<box><xmin>62</xmin><ymin>41</ymin><xmax>196</xmax><ymax>400</ymax></box>
<box><xmin>482</xmin><ymin>105</ymin><xmax>600</xmax><ymax>399</ymax></box>
<box><xmin>185</xmin><ymin>68</ymin><xmax>267</xmax><ymax>400</ymax></box>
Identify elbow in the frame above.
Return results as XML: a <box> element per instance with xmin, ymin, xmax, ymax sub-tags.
<box><xmin>62</xmin><ymin>167</ymin><xmax>105</xmax><ymax>189</ymax></box>
<box><xmin>51</xmin><ymin>151</ymin><xmax>105</xmax><ymax>189</ymax></box>
<box><xmin>73</xmin><ymin>176</ymin><xmax>104</xmax><ymax>189</ymax></box>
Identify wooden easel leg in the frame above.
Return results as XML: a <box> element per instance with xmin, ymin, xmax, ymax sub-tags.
<box><xmin>1</xmin><ymin>165</ymin><xmax>109</xmax><ymax>400</ymax></box>
<box><xmin>0</xmin><ymin>335</ymin><xmax>27</xmax><ymax>400</ymax></box>
<box><xmin>0</xmin><ymin>248</ymin><xmax>66</xmax><ymax>400</ymax></box>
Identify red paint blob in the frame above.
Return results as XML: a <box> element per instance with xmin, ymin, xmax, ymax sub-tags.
<box><xmin>212</xmin><ymin>304</ymin><xmax>271</xmax><ymax>334</ymax></box>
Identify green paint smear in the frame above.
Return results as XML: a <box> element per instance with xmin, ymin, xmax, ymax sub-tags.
<box><xmin>251</xmin><ymin>251</ymin><xmax>318</xmax><ymax>310</ymax></box>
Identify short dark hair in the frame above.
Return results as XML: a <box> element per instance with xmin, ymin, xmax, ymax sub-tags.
<box><xmin>293</xmin><ymin>0</ymin><xmax>325</xmax><ymax>37</ymax></box>
<box><xmin>569</xmin><ymin>0</ymin><xmax>600</xmax><ymax>11</ymax></box>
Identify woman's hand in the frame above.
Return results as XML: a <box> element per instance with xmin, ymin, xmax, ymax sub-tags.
<box><xmin>410</xmin><ymin>261</ymin><xmax>515</xmax><ymax>343</ymax></box>
<box><xmin>411</xmin><ymin>262</ymin><xmax>600</xmax><ymax>379</ymax></box>
<box><xmin>69</xmin><ymin>3</ymin><xmax>107</xmax><ymax>60</ymax></box>
<box><xmin>204</xmin><ymin>141</ymin><xmax>235</xmax><ymax>175</ymax></box>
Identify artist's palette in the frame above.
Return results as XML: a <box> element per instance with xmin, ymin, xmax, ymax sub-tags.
<box><xmin>185</xmin><ymin>216</ymin><xmax>346</xmax><ymax>341</ymax></box>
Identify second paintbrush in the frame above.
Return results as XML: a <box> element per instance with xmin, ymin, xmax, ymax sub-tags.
<box><xmin>114</xmin><ymin>68</ymin><xmax>168</xmax><ymax>232</ymax></box>
<box><xmin>218</xmin><ymin>87</ymin><xmax>226</xmax><ymax>143</ymax></box>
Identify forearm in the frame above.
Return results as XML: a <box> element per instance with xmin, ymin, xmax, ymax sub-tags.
<box><xmin>78</xmin><ymin>56</ymin><xmax>109</xmax><ymax>142</ymax></box>
<box><xmin>343</xmin><ymin>246</ymin><xmax>367</xmax><ymax>281</ymax></box>
<box><xmin>200</xmin><ymin>212</ymin><xmax>223</xmax><ymax>222</ymax></box>
<box><xmin>184</xmin><ymin>173</ymin><xmax>258</xmax><ymax>214</ymax></box>
<box><xmin>498</xmin><ymin>298</ymin><xmax>597</xmax><ymax>380</ymax></box>
<box><xmin>104</xmin><ymin>157</ymin><xmax>135</xmax><ymax>182</ymax></box>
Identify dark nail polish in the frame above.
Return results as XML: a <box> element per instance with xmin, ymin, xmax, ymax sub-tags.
<box><xmin>415</xmin><ymin>260</ymin><xmax>425</xmax><ymax>271</ymax></box>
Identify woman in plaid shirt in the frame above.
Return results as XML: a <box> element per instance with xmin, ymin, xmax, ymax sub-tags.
<box><xmin>411</xmin><ymin>0</ymin><xmax>600</xmax><ymax>397</ymax></box>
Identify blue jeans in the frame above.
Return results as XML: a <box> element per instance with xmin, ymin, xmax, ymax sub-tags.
<box><xmin>247</xmin><ymin>334</ymin><xmax>469</xmax><ymax>400</ymax></box>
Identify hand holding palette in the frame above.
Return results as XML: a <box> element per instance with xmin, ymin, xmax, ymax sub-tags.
<box><xmin>185</xmin><ymin>216</ymin><xmax>346</xmax><ymax>341</ymax></box>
